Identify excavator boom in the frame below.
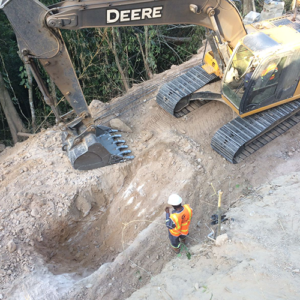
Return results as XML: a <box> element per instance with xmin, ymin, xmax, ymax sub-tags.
<box><xmin>0</xmin><ymin>0</ymin><xmax>247</xmax><ymax>170</ymax></box>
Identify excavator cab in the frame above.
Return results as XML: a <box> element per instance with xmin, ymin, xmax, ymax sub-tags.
<box><xmin>223</xmin><ymin>44</ymin><xmax>255</xmax><ymax>109</ymax></box>
<box><xmin>223</xmin><ymin>30</ymin><xmax>300</xmax><ymax>117</ymax></box>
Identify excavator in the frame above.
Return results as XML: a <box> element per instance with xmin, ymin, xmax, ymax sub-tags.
<box><xmin>2</xmin><ymin>0</ymin><xmax>300</xmax><ymax>169</ymax></box>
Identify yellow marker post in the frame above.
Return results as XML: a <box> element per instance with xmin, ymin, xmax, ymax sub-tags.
<box><xmin>217</xmin><ymin>190</ymin><xmax>223</xmax><ymax>237</ymax></box>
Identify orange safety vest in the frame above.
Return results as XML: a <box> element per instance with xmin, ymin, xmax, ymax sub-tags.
<box><xmin>261</xmin><ymin>63</ymin><xmax>278</xmax><ymax>80</ymax></box>
<box><xmin>169</xmin><ymin>204</ymin><xmax>193</xmax><ymax>237</ymax></box>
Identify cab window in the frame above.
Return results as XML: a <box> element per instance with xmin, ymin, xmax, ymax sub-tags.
<box><xmin>223</xmin><ymin>45</ymin><xmax>254</xmax><ymax>109</ymax></box>
<box><xmin>247</xmin><ymin>56</ymin><xmax>286</xmax><ymax>107</ymax></box>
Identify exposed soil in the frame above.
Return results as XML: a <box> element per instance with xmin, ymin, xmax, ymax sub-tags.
<box><xmin>1</xmin><ymin>46</ymin><xmax>300</xmax><ymax>300</ymax></box>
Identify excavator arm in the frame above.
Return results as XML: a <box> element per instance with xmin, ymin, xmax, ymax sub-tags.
<box><xmin>0</xmin><ymin>0</ymin><xmax>246</xmax><ymax>170</ymax></box>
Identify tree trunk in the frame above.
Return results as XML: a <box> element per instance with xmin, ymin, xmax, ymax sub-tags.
<box><xmin>24</xmin><ymin>63</ymin><xmax>36</xmax><ymax>131</ymax></box>
<box><xmin>112</xmin><ymin>28</ymin><xmax>130</xmax><ymax>92</ymax></box>
<box><xmin>144</xmin><ymin>26</ymin><xmax>153</xmax><ymax>78</ymax></box>
<box><xmin>49</xmin><ymin>78</ymin><xmax>57</xmax><ymax>106</ymax></box>
<box><xmin>104</xmin><ymin>28</ymin><xmax>130</xmax><ymax>92</ymax></box>
<box><xmin>243</xmin><ymin>0</ymin><xmax>253</xmax><ymax>15</ymax></box>
<box><xmin>161</xmin><ymin>36</ymin><xmax>192</xmax><ymax>43</ymax></box>
<box><xmin>0</xmin><ymin>72</ymin><xmax>27</xmax><ymax>143</ymax></box>
<box><xmin>135</xmin><ymin>33</ymin><xmax>153</xmax><ymax>80</ymax></box>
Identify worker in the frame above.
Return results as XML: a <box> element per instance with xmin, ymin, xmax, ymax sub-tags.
<box><xmin>244</xmin><ymin>66</ymin><xmax>255</xmax><ymax>90</ymax></box>
<box><xmin>165</xmin><ymin>194</ymin><xmax>193</xmax><ymax>253</ymax></box>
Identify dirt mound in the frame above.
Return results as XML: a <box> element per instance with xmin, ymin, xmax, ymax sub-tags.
<box><xmin>1</xmin><ymin>51</ymin><xmax>300</xmax><ymax>300</ymax></box>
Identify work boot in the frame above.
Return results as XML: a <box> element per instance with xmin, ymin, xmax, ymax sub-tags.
<box><xmin>172</xmin><ymin>247</ymin><xmax>180</xmax><ymax>254</ymax></box>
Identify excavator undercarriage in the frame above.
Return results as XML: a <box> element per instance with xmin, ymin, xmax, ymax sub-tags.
<box><xmin>156</xmin><ymin>16</ymin><xmax>300</xmax><ymax>163</ymax></box>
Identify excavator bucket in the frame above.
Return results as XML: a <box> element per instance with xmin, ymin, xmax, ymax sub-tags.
<box><xmin>62</xmin><ymin>125</ymin><xmax>134</xmax><ymax>170</ymax></box>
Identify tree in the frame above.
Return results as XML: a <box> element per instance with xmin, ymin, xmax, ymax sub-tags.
<box><xmin>243</xmin><ymin>0</ymin><xmax>254</xmax><ymax>15</ymax></box>
<box><xmin>135</xmin><ymin>26</ymin><xmax>153</xmax><ymax>80</ymax></box>
<box><xmin>103</xmin><ymin>28</ymin><xmax>131</xmax><ymax>92</ymax></box>
<box><xmin>0</xmin><ymin>72</ymin><xmax>27</xmax><ymax>143</ymax></box>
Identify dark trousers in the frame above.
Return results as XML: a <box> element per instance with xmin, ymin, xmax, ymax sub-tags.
<box><xmin>168</xmin><ymin>231</ymin><xmax>187</xmax><ymax>248</ymax></box>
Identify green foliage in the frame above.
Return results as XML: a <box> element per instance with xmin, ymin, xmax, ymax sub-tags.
<box><xmin>181</xmin><ymin>243</ymin><xmax>192</xmax><ymax>260</ymax></box>
<box><xmin>283</xmin><ymin>0</ymin><xmax>294</xmax><ymax>11</ymax></box>
<box><xmin>19</xmin><ymin>66</ymin><xmax>29</xmax><ymax>89</ymax></box>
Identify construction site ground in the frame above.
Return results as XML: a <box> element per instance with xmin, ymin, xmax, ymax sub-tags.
<box><xmin>0</xmin><ymin>51</ymin><xmax>300</xmax><ymax>300</ymax></box>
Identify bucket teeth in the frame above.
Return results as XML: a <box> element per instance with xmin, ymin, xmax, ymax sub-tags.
<box><xmin>111</xmin><ymin>134</ymin><xmax>122</xmax><ymax>138</ymax></box>
<box><xmin>117</xmin><ymin>145</ymin><xmax>128</xmax><ymax>150</ymax></box>
<box><xmin>120</xmin><ymin>150</ymin><xmax>131</xmax><ymax>155</ymax></box>
<box><xmin>109</xmin><ymin>129</ymin><xmax>118</xmax><ymax>133</ymax></box>
<box><xmin>125</xmin><ymin>155</ymin><xmax>134</xmax><ymax>160</ymax></box>
<box><xmin>114</xmin><ymin>139</ymin><xmax>125</xmax><ymax>144</ymax></box>
<box><xmin>121</xmin><ymin>155</ymin><xmax>135</xmax><ymax>162</ymax></box>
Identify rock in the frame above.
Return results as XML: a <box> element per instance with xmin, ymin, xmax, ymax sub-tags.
<box><xmin>194</xmin><ymin>283</ymin><xmax>199</xmax><ymax>290</ymax></box>
<box><xmin>7</xmin><ymin>240</ymin><xmax>17</xmax><ymax>253</ymax></box>
<box><xmin>75</xmin><ymin>190</ymin><xmax>92</xmax><ymax>217</ymax></box>
<box><xmin>110</xmin><ymin>118</ymin><xmax>132</xmax><ymax>133</ymax></box>
<box><xmin>184</xmin><ymin>145</ymin><xmax>191</xmax><ymax>153</ymax></box>
<box><xmin>31</xmin><ymin>208</ymin><xmax>40</xmax><ymax>217</ymax></box>
<box><xmin>86</xmin><ymin>284</ymin><xmax>93</xmax><ymax>288</ymax></box>
<box><xmin>215</xmin><ymin>234</ymin><xmax>228</xmax><ymax>246</ymax></box>
<box><xmin>0</xmin><ymin>144</ymin><xmax>5</xmax><ymax>152</ymax></box>
<box><xmin>288</xmin><ymin>151</ymin><xmax>293</xmax><ymax>157</ymax></box>
<box><xmin>292</xmin><ymin>269</ymin><xmax>300</xmax><ymax>273</ymax></box>
<box><xmin>141</xmin><ymin>131</ymin><xmax>153</xmax><ymax>142</ymax></box>
<box><xmin>0</xmin><ymin>293</ymin><xmax>3</xmax><ymax>299</ymax></box>
<box><xmin>197</xmin><ymin>221</ymin><xmax>201</xmax><ymax>228</ymax></box>
<box><xmin>89</xmin><ymin>100</ymin><xmax>105</xmax><ymax>110</ymax></box>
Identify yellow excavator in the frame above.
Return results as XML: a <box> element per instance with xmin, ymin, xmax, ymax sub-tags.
<box><xmin>2</xmin><ymin>0</ymin><xmax>300</xmax><ymax>169</ymax></box>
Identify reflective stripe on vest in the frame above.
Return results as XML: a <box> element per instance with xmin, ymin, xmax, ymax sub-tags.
<box><xmin>169</xmin><ymin>204</ymin><xmax>192</xmax><ymax>237</ymax></box>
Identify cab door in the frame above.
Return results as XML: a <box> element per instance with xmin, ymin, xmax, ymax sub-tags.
<box><xmin>240</xmin><ymin>55</ymin><xmax>287</xmax><ymax>114</ymax></box>
<box><xmin>275</xmin><ymin>49</ymin><xmax>300</xmax><ymax>101</ymax></box>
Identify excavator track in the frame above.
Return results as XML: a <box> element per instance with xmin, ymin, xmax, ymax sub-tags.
<box><xmin>156</xmin><ymin>64</ymin><xmax>217</xmax><ymax>117</ymax></box>
<box><xmin>211</xmin><ymin>100</ymin><xmax>300</xmax><ymax>163</ymax></box>
<box><xmin>174</xmin><ymin>100</ymin><xmax>210</xmax><ymax>118</ymax></box>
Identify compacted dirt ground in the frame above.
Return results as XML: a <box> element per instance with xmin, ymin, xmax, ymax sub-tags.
<box><xmin>1</xmin><ymin>50</ymin><xmax>300</xmax><ymax>300</ymax></box>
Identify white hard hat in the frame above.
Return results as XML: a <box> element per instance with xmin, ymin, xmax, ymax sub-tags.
<box><xmin>168</xmin><ymin>194</ymin><xmax>182</xmax><ymax>206</ymax></box>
